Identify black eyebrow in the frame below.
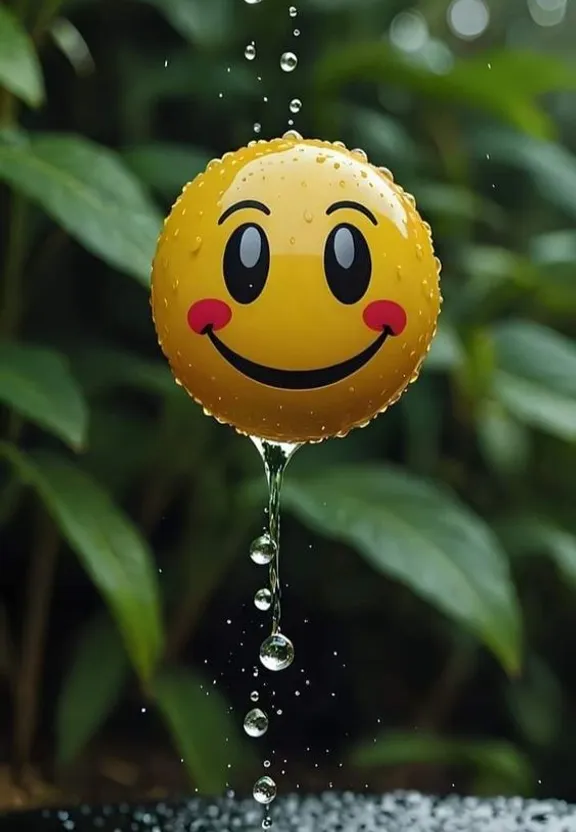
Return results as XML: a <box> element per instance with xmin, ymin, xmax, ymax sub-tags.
<box><xmin>326</xmin><ymin>200</ymin><xmax>378</xmax><ymax>226</ymax></box>
<box><xmin>218</xmin><ymin>199</ymin><xmax>271</xmax><ymax>225</ymax></box>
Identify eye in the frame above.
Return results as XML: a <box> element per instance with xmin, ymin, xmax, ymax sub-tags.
<box><xmin>223</xmin><ymin>223</ymin><xmax>270</xmax><ymax>304</ymax></box>
<box><xmin>324</xmin><ymin>223</ymin><xmax>372</xmax><ymax>304</ymax></box>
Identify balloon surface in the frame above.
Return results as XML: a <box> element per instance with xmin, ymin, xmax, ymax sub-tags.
<box><xmin>151</xmin><ymin>133</ymin><xmax>441</xmax><ymax>443</ymax></box>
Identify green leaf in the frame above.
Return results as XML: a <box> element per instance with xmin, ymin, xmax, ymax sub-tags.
<box><xmin>492</xmin><ymin>320</ymin><xmax>576</xmax><ymax>398</ymax></box>
<box><xmin>123</xmin><ymin>143</ymin><xmax>210</xmax><ymax>202</ymax></box>
<box><xmin>0</xmin><ymin>133</ymin><xmax>162</xmax><ymax>284</ymax></box>
<box><xmin>49</xmin><ymin>18</ymin><xmax>94</xmax><ymax>76</ymax></box>
<box><xmin>477</xmin><ymin>400</ymin><xmax>530</xmax><ymax>475</ymax></box>
<box><xmin>0</xmin><ymin>447</ymin><xmax>163</xmax><ymax>681</ymax></box>
<box><xmin>498</xmin><ymin>516</ymin><xmax>576</xmax><ymax>588</ymax></box>
<box><xmin>493</xmin><ymin>372</ymin><xmax>576</xmax><ymax>441</ymax></box>
<box><xmin>142</xmin><ymin>0</ymin><xmax>232</xmax><ymax>45</ymax></box>
<box><xmin>314</xmin><ymin>44</ymin><xmax>567</xmax><ymax>138</ymax></box>
<box><xmin>56</xmin><ymin>613</ymin><xmax>129</xmax><ymax>765</ymax></box>
<box><xmin>350</xmin><ymin>731</ymin><xmax>533</xmax><ymax>793</ymax></box>
<box><xmin>346</xmin><ymin>106</ymin><xmax>419</xmax><ymax>166</ymax></box>
<box><xmin>0</xmin><ymin>6</ymin><xmax>44</xmax><ymax>107</ymax></box>
<box><xmin>152</xmin><ymin>666</ymin><xmax>253</xmax><ymax>794</ymax></box>
<box><xmin>283</xmin><ymin>465</ymin><xmax>521</xmax><ymax>673</ymax></box>
<box><xmin>0</xmin><ymin>343</ymin><xmax>87</xmax><ymax>449</ymax></box>
<box><xmin>424</xmin><ymin>325</ymin><xmax>465</xmax><ymax>372</ymax></box>
<box><xmin>473</xmin><ymin>129</ymin><xmax>576</xmax><ymax>219</ymax></box>
<box><xmin>71</xmin><ymin>347</ymin><xmax>178</xmax><ymax>398</ymax></box>
<box><xmin>506</xmin><ymin>655</ymin><xmax>563</xmax><ymax>747</ymax></box>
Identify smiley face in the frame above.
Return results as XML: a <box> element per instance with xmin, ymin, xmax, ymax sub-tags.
<box><xmin>151</xmin><ymin>135</ymin><xmax>441</xmax><ymax>443</ymax></box>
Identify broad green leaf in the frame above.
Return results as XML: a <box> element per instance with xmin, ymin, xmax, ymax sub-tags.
<box><xmin>498</xmin><ymin>516</ymin><xmax>576</xmax><ymax>588</ymax></box>
<box><xmin>0</xmin><ymin>6</ymin><xmax>44</xmax><ymax>106</ymax></box>
<box><xmin>314</xmin><ymin>44</ymin><xmax>564</xmax><ymax>138</ymax></box>
<box><xmin>346</xmin><ymin>106</ymin><xmax>419</xmax><ymax>166</ymax></box>
<box><xmin>506</xmin><ymin>655</ymin><xmax>563</xmax><ymax>747</ymax></box>
<box><xmin>477</xmin><ymin>400</ymin><xmax>530</xmax><ymax>475</ymax></box>
<box><xmin>0</xmin><ymin>343</ymin><xmax>87</xmax><ymax>449</ymax></box>
<box><xmin>49</xmin><ymin>18</ymin><xmax>94</xmax><ymax>76</ymax></box>
<box><xmin>70</xmin><ymin>347</ymin><xmax>177</xmax><ymax>398</ymax></box>
<box><xmin>424</xmin><ymin>325</ymin><xmax>464</xmax><ymax>372</ymax></box>
<box><xmin>350</xmin><ymin>731</ymin><xmax>533</xmax><ymax>793</ymax></box>
<box><xmin>472</xmin><ymin>129</ymin><xmax>576</xmax><ymax>219</ymax></box>
<box><xmin>0</xmin><ymin>133</ymin><xmax>162</xmax><ymax>284</ymax></box>
<box><xmin>415</xmin><ymin>183</ymin><xmax>505</xmax><ymax>229</ymax></box>
<box><xmin>531</xmin><ymin>230</ymin><xmax>576</xmax><ymax>267</ymax></box>
<box><xmin>123</xmin><ymin>143</ymin><xmax>210</xmax><ymax>201</ymax></box>
<box><xmin>493</xmin><ymin>372</ymin><xmax>576</xmax><ymax>441</ymax></box>
<box><xmin>492</xmin><ymin>320</ymin><xmax>576</xmax><ymax>398</ymax></box>
<box><xmin>0</xmin><ymin>446</ymin><xmax>163</xmax><ymax>681</ymax></box>
<box><xmin>283</xmin><ymin>465</ymin><xmax>521</xmax><ymax>673</ymax></box>
<box><xmin>56</xmin><ymin>613</ymin><xmax>129</xmax><ymax>765</ymax></box>
<box><xmin>142</xmin><ymin>0</ymin><xmax>232</xmax><ymax>45</ymax></box>
<box><xmin>152</xmin><ymin>666</ymin><xmax>254</xmax><ymax>794</ymax></box>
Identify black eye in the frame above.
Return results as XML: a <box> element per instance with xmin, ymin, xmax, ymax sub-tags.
<box><xmin>223</xmin><ymin>222</ymin><xmax>270</xmax><ymax>304</ymax></box>
<box><xmin>324</xmin><ymin>223</ymin><xmax>372</xmax><ymax>304</ymax></box>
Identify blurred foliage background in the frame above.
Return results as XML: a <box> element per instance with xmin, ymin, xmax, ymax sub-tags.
<box><xmin>1</xmin><ymin>0</ymin><xmax>576</xmax><ymax>812</ymax></box>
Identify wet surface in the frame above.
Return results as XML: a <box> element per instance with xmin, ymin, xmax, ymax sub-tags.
<box><xmin>1</xmin><ymin>792</ymin><xmax>576</xmax><ymax>831</ymax></box>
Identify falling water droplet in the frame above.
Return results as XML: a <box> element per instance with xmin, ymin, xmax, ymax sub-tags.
<box><xmin>253</xmin><ymin>776</ymin><xmax>277</xmax><ymax>804</ymax></box>
<box><xmin>293</xmin><ymin>28</ymin><xmax>300</xmax><ymax>36</ymax></box>
<box><xmin>280</xmin><ymin>52</ymin><xmax>298</xmax><ymax>72</ymax></box>
<box><xmin>289</xmin><ymin>5</ymin><xmax>297</xmax><ymax>16</ymax></box>
<box><xmin>250</xmin><ymin>534</ymin><xmax>276</xmax><ymax>565</ymax></box>
<box><xmin>250</xmin><ymin>690</ymin><xmax>259</xmax><ymax>702</ymax></box>
<box><xmin>289</xmin><ymin>98</ymin><xmax>302</xmax><ymax>114</ymax></box>
<box><xmin>243</xmin><ymin>708</ymin><xmax>269</xmax><ymax>737</ymax></box>
<box><xmin>245</xmin><ymin>44</ymin><xmax>257</xmax><ymax>60</ymax></box>
<box><xmin>262</xmin><ymin>817</ymin><xmax>273</xmax><ymax>830</ymax></box>
<box><xmin>260</xmin><ymin>633</ymin><xmax>295</xmax><ymax>671</ymax></box>
<box><xmin>245</xmin><ymin>0</ymin><xmax>262</xmax><ymax>3</ymax></box>
<box><xmin>255</xmin><ymin>587</ymin><xmax>272</xmax><ymax>611</ymax></box>
<box><xmin>254</xmin><ymin>122</ymin><xmax>262</xmax><ymax>134</ymax></box>
<box><xmin>263</xmin><ymin>759</ymin><xmax>271</xmax><ymax>768</ymax></box>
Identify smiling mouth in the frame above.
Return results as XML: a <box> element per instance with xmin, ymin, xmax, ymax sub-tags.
<box><xmin>203</xmin><ymin>326</ymin><xmax>391</xmax><ymax>390</ymax></box>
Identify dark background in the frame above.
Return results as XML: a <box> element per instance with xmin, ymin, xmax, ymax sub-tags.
<box><xmin>1</xmin><ymin>0</ymin><xmax>576</xmax><ymax>813</ymax></box>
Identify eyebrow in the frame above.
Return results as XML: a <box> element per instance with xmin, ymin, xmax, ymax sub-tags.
<box><xmin>218</xmin><ymin>199</ymin><xmax>271</xmax><ymax>225</ymax></box>
<box><xmin>326</xmin><ymin>200</ymin><xmax>378</xmax><ymax>226</ymax></box>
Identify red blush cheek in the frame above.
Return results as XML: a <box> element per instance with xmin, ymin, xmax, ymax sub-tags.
<box><xmin>187</xmin><ymin>299</ymin><xmax>232</xmax><ymax>334</ymax></box>
<box><xmin>363</xmin><ymin>300</ymin><xmax>407</xmax><ymax>336</ymax></box>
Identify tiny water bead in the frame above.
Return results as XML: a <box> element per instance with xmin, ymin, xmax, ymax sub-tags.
<box><xmin>243</xmin><ymin>708</ymin><xmax>269</xmax><ymax>737</ymax></box>
<box><xmin>289</xmin><ymin>5</ymin><xmax>297</xmax><ymax>16</ymax></box>
<box><xmin>250</xmin><ymin>534</ymin><xmax>277</xmax><ymax>565</ymax></box>
<box><xmin>260</xmin><ymin>632</ymin><xmax>295</xmax><ymax>671</ymax></box>
<box><xmin>289</xmin><ymin>98</ymin><xmax>302</xmax><ymax>114</ymax></box>
<box><xmin>254</xmin><ymin>122</ymin><xmax>262</xmax><ymax>134</ymax></box>
<box><xmin>245</xmin><ymin>0</ymin><xmax>263</xmax><ymax>3</ymax></box>
<box><xmin>245</xmin><ymin>43</ymin><xmax>256</xmax><ymax>60</ymax></box>
<box><xmin>253</xmin><ymin>775</ymin><xmax>277</xmax><ymax>805</ymax></box>
<box><xmin>280</xmin><ymin>52</ymin><xmax>298</xmax><ymax>72</ymax></box>
<box><xmin>262</xmin><ymin>817</ymin><xmax>273</xmax><ymax>830</ymax></box>
<box><xmin>255</xmin><ymin>587</ymin><xmax>272</xmax><ymax>611</ymax></box>
<box><xmin>250</xmin><ymin>690</ymin><xmax>260</xmax><ymax>702</ymax></box>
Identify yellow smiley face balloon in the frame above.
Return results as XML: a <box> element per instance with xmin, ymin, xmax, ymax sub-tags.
<box><xmin>151</xmin><ymin>134</ymin><xmax>441</xmax><ymax>443</ymax></box>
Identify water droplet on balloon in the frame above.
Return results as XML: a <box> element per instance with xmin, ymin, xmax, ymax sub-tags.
<box><xmin>289</xmin><ymin>98</ymin><xmax>302</xmax><ymax>114</ymax></box>
<box><xmin>379</xmin><ymin>166</ymin><xmax>394</xmax><ymax>180</ymax></box>
<box><xmin>245</xmin><ymin>44</ymin><xmax>256</xmax><ymax>60</ymax></box>
<box><xmin>280</xmin><ymin>52</ymin><xmax>298</xmax><ymax>72</ymax></box>
<box><xmin>260</xmin><ymin>633</ymin><xmax>295</xmax><ymax>671</ymax></box>
<box><xmin>250</xmin><ymin>534</ymin><xmax>276</xmax><ymax>565</ymax></box>
<box><xmin>243</xmin><ymin>708</ymin><xmax>269</xmax><ymax>738</ymax></box>
<box><xmin>255</xmin><ymin>587</ymin><xmax>272</xmax><ymax>611</ymax></box>
<box><xmin>283</xmin><ymin>129</ymin><xmax>302</xmax><ymax>140</ymax></box>
<box><xmin>190</xmin><ymin>236</ymin><xmax>202</xmax><ymax>253</ymax></box>
<box><xmin>304</xmin><ymin>209</ymin><xmax>313</xmax><ymax>223</ymax></box>
<box><xmin>351</xmin><ymin>148</ymin><xmax>367</xmax><ymax>160</ymax></box>
<box><xmin>253</xmin><ymin>775</ymin><xmax>277</xmax><ymax>804</ymax></box>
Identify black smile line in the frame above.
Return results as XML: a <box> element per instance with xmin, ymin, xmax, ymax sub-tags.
<box><xmin>203</xmin><ymin>326</ymin><xmax>391</xmax><ymax>390</ymax></box>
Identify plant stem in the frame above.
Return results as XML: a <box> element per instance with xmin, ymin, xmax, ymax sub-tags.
<box><xmin>12</xmin><ymin>507</ymin><xmax>59</xmax><ymax>780</ymax></box>
<box><xmin>0</xmin><ymin>192</ymin><xmax>28</xmax><ymax>340</ymax></box>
